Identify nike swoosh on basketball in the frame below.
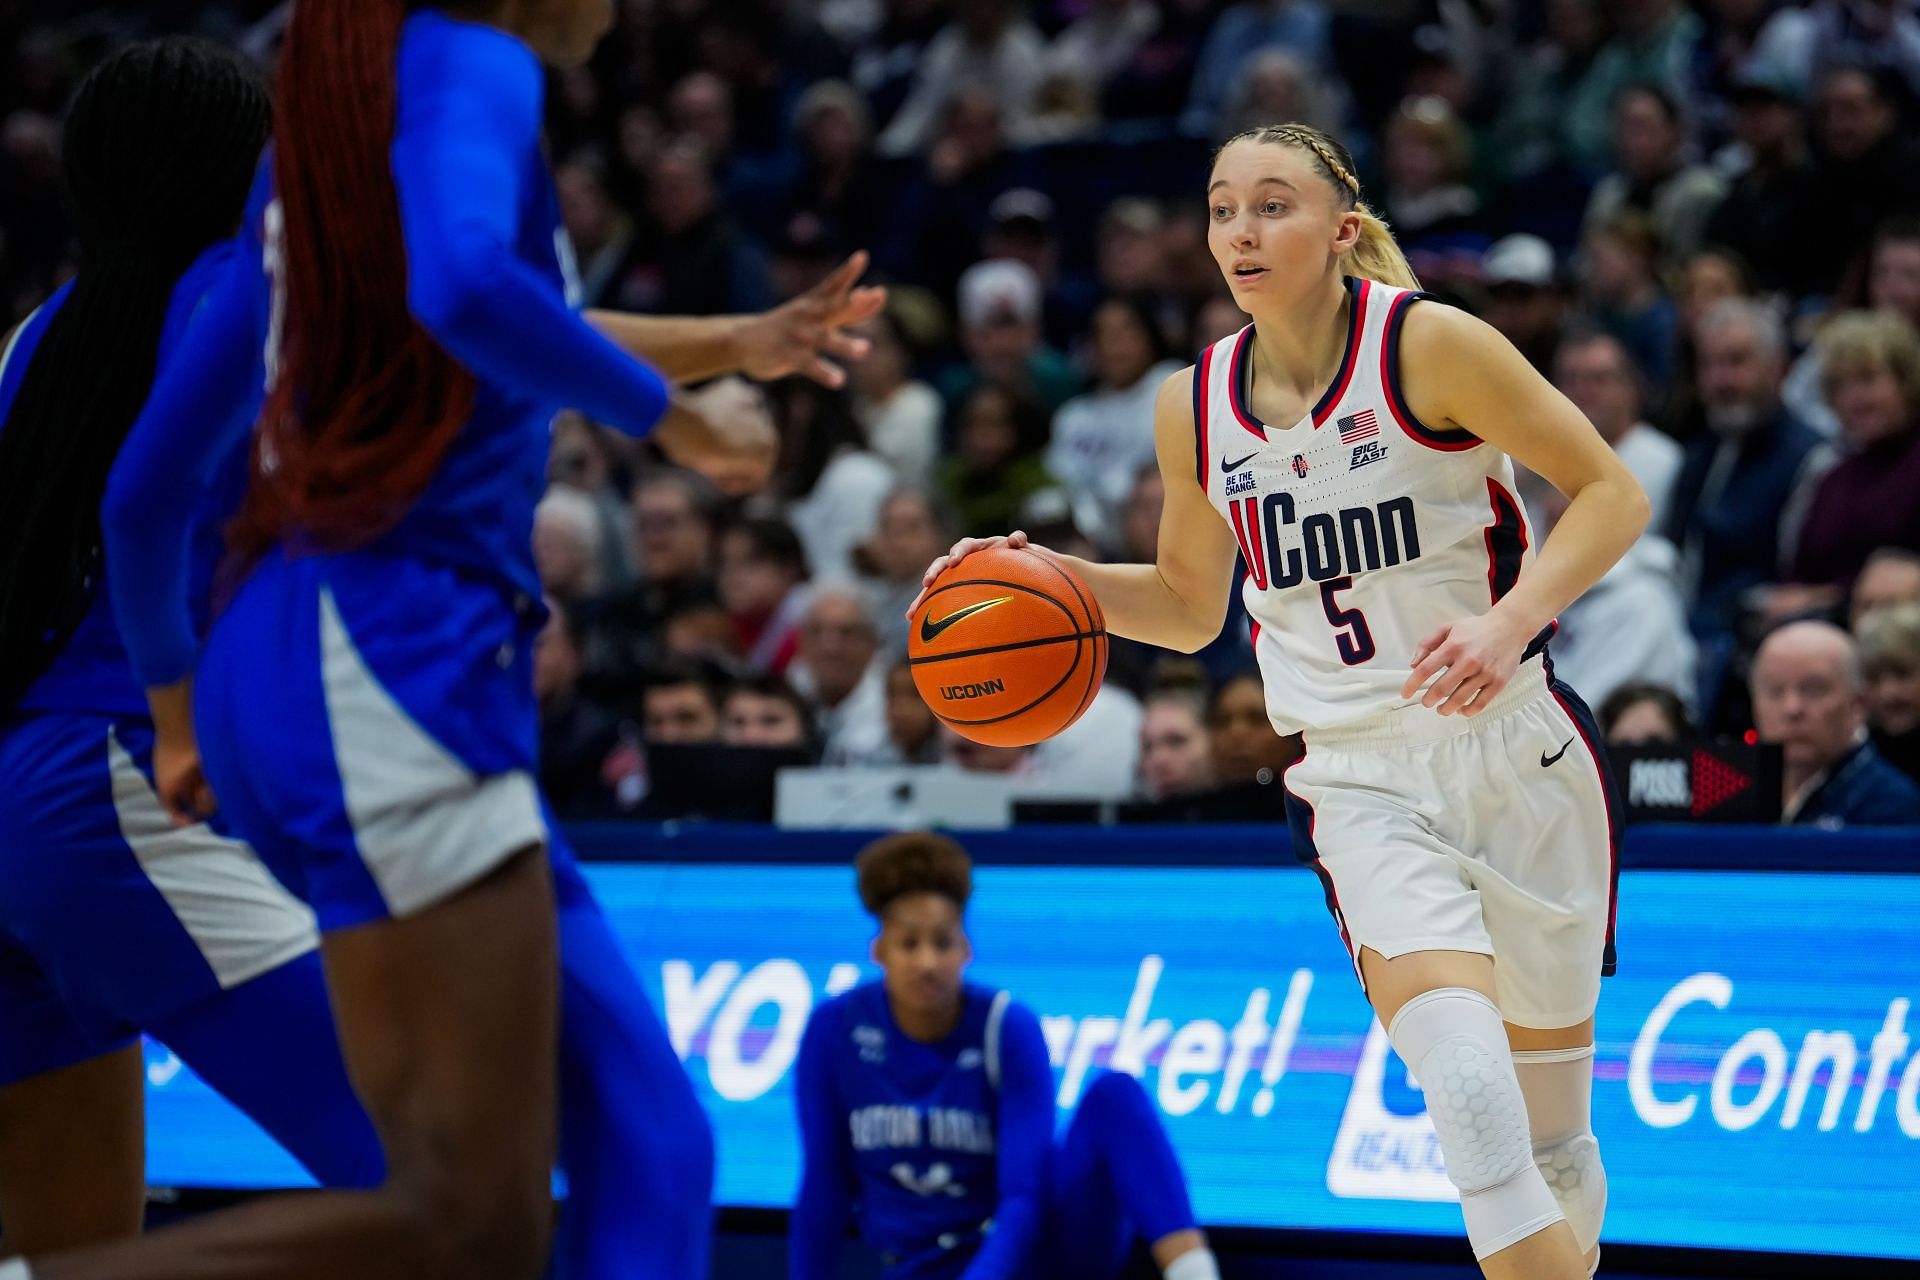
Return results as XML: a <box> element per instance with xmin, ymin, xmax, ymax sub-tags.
<box><xmin>920</xmin><ymin>596</ymin><xmax>1012</xmax><ymax>644</ymax></box>
<box><xmin>1541</xmin><ymin>737</ymin><xmax>1574</xmax><ymax>768</ymax></box>
<box><xmin>1220</xmin><ymin>451</ymin><xmax>1259</xmax><ymax>473</ymax></box>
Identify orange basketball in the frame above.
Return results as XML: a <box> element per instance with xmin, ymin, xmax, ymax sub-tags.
<box><xmin>907</xmin><ymin>545</ymin><xmax>1108</xmax><ymax>747</ymax></box>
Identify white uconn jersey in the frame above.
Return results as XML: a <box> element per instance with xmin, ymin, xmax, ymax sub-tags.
<box><xmin>1196</xmin><ymin>277</ymin><xmax>1547</xmax><ymax>736</ymax></box>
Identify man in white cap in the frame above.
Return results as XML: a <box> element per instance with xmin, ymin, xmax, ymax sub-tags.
<box><xmin>937</xmin><ymin>258</ymin><xmax>1080</xmax><ymax>413</ymax></box>
<box><xmin>1480</xmin><ymin>234</ymin><xmax>1566</xmax><ymax>375</ymax></box>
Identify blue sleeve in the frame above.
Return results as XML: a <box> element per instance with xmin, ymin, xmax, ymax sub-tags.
<box><xmin>790</xmin><ymin>1003</ymin><xmax>854</xmax><ymax>1280</ymax></box>
<box><xmin>103</xmin><ymin>249</ymin><xmax>264</xmax><ymax>688</ymax></box>
<box><xmin>391</xmin><ymin>21</ymin><xmax>668</xmax><ymax>437</ymax></box>
<box><xmin>960</xmin><ymin>1001</ymin><xmax>1053</xmax><ymax>1280</ymax></box>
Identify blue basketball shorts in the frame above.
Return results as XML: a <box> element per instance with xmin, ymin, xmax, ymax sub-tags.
<box><xmin>196</xmin><ymin>549</ymin><xmax>551</xmax><ymax>932</ymax></box>
<box><xmin>0</xmin><ymin>712</ymin><xmax>319</xmax><ymax>1085</ymax></box>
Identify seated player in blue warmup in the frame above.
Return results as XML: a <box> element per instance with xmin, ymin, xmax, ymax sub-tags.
<box><xmin>791</xmin><ymin>833</ymin><xmax>1223</xmax><ymax>1280</ymax></box>
<box><xmin>0</xmin><ymin>40</ymin><xmax>382</xmax><ymax>1255</ymax></box>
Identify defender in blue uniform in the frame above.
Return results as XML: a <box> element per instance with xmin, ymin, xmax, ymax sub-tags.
<box><xmin>0</xmin><ymin>42</ymin><xmax>382</xmax><ymax>1255</ymax></box>
<box><xmin>792</xmin><ymin>834</ymin><xmax>1221</xmax><ymax>1280</ymax></box>
<box><xmin>63</xmin><ymin>6</ymin><xmax>880</xmax><ymax>1278</ymax></box>
<box><xmin>0</xmin><ymin>5</ymin><xmax>749</xmax><ymax>1278</ymax></box>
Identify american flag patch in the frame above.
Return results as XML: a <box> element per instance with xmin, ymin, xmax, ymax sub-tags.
<box><xmin>1337</xmin><ymin>409</ymin><xmax>1380</xmax><ymax>443</ymax></box>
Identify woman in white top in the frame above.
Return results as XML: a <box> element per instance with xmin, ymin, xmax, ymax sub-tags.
<box><xmin>913</xmin><ymin>123</ymin><xmax>1648</xmax><ymax>1280</ymax></box>
<box><xmin>1045</xmin><ymin>294</ymin><xmax>1184</xmax><ymax>550</ymax></box>
<box><xmin>776</xmin><ymin>378</ymin><xmax>896</xmax><ymax>581</ymax></box>
<box><xmin>850</xmin><ymin>308</ymin><xmax>942</xmax><ymax>483</ymax></box>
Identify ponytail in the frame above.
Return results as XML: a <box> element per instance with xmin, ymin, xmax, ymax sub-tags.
<box><xmin>0</xmin><ymin>40</ymin><xmax>268</xmax><ymax>714</ymax></box>
<box><xmin>228</xmin><ymin>0</ymin><xmax>476</xmax><ymax>567</ymax></box>
<box><xmin>1219</xmin><ymin>123</ymin><xmax>1423</xmax><ymax>291</ymax></box>
<box><xmin>1350</xmin><ymin>204</ymin><xmax>1421</xmax><ymax>291</ymax></box>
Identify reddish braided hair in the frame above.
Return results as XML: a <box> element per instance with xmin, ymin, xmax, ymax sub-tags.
<box><xmin>228</xmin><ymin>0</ymin><xmax>476</xmax><ymax>564</ymax></box>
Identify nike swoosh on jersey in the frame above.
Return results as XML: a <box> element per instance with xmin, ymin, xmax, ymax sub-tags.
<box><xmin>1220</xmin><ymin>451</ymin><xmax>1260</xmax><ymax>473</ymax></box>
<box><xmin>920</xmin><ymin>596</ymin><xmax>1013</xmax><ymax>644</ymax></box>
<box><xmin>1541</xmin><ymin>737</ymin><xmax>1574</xmax><ymax>767</ymax></box>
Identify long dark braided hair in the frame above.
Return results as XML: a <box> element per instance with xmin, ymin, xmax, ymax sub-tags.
<box><xmin>0</xmin><ymin>39</ymin><xmax>269</xmax><ymax>714</ymax></box>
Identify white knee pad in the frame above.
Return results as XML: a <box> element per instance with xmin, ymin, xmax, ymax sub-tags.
<box><xmin>1535</xmin><ymin>1133</ymin><xmax>1606</xmax><ymax>1258</ymax></box>
<box><xmin>1514</xmin><ymin>1045</ymin><xmax>1607</xmax><ymax>1259</ymax></box>
<box><xmin>1387</xmin><ymin>988</ymin><xmax>1564</xmax><ymax>1260</ymax></box>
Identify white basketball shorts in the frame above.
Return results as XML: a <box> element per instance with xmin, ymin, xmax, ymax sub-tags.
<box><xmin>1283</xmin><ymin>657</ymin><xmax>1621</xmax><ymax>1029</ymax></box>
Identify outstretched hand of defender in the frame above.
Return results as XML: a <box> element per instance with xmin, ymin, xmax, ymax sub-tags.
<box><xmin>147</xmin><ymin>677</ymin><xmax>217</xmax><ymax>826</ymax></box>
<box><xmin>1403</xmin><ymin>610</ymin><xmax>1531</xmax><ymax>718</ymax></box>
<box><xmin>736</xmin><ymin>252</ymin><xmax>887</xmax><ymax>389</ymax></box>
<box><xmin>905</xmin><ymin>530</ymin><xmax>1035</xmax><ymax>620</ymax></box>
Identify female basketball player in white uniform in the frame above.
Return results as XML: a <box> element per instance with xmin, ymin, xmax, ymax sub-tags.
<box><xmin>914</xmin><ymin>124</ymin><xmax>1645</xmax><ymax>1279</ymax></box>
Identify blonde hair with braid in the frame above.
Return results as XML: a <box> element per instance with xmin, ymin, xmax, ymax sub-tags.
<box><xmin>1218</xmin><ymin>123</ymin><xmax>1421</xmax><ymax>292</ymax></box>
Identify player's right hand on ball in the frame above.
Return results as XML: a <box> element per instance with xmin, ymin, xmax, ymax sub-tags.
<box><xmin>906</xmin><ymin>529</ymin><xmax>1032</xmax><ymax>620</ymax></box>
<box><xmin>653</xmin><ymin>377</ymin><xmax>777</xmax><ymax>496</ymax></box>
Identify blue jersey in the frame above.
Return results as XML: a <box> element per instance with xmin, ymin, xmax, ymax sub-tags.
<box><xmin>1</xmin><ymin>244</ymin><xmax>240</xmax><ymax>719</ymax></box>
<box><xmin>791</xmin><ymin>982</ymin><xmax>1056</xmax><ymax>1280</ymax></box>
<box><xmin>105</xmin><ymin>7</ymin><xmax>669</xmax><ymax>692</ymax></box>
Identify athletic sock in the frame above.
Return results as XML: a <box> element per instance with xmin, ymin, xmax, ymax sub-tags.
<box><xmin>1164</xmin><ymin>1248</ymin><xmax>1222</xmax><ymax>1280</ymax></box>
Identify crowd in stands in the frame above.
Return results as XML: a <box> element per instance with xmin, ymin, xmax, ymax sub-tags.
<box><xmin>6</xmin><ymin>0</ymin><xmax>1920</xmax><ymax>825</ymax></box>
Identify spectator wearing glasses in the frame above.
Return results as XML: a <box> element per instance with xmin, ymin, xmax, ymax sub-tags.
<box><xmin>1553</xmin><ymin>329</ymin><xmax>1684</xmax><ymax>531</ymax></box>
<box><xmin>581</xmin><ymin>468</ymin><xmax>722</xmax><ymax>708</ymax></box>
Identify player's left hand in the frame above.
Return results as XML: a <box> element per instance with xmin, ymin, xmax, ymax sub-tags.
<box><xmin>1402</xmin><ymin>610</ymin><xmax>1532</xmax><ymax>717</ymax></box>
<box><xmin>736</xmin><ymin>251</ymin><xmax>887</xmax><ymax>389</ymax></box>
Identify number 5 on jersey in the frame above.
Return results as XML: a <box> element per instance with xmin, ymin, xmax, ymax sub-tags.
<box><xmin>1320</xmin><ymin>576</ymin><xmax>1376</xmax><ymax>666</ymax></box>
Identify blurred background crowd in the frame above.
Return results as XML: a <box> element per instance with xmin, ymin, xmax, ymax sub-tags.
<box><xmin>5</xmin><ymin>0</ymin><xmax>1920</xmax><ymax>826</ymax></box>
